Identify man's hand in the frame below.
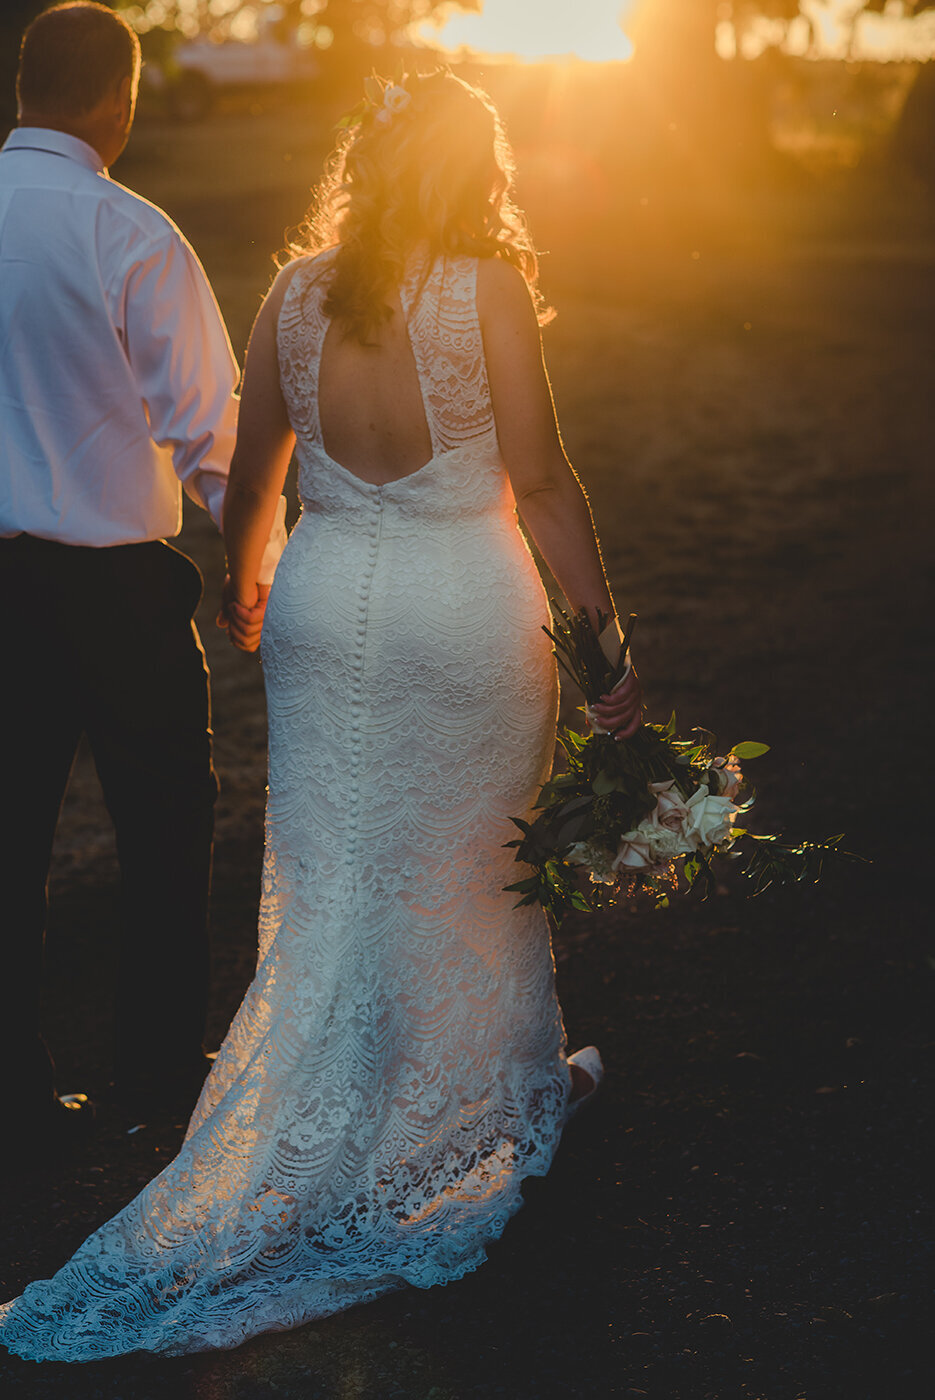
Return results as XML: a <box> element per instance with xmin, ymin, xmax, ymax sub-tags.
<box><xmin>589</xmin><ymin>664</ymin><xmax>643</xmax><ymax>740</ymax></box>
<box><xmin>217</xmin><ymin>575</ymin><xmax>270</xmax><ymax>653</ymax></box>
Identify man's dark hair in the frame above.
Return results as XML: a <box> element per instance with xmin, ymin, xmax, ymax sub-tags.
<box><xmin>17</xmin><ymin>2</ymin><xmax>140</xmax><ymax>117</ymax></box>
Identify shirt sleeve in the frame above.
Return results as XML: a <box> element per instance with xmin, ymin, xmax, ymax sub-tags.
<box><xmin>122</xmin><ymin>227</ymin><xmax>238</xmax><ymax>523</ymax></box>
<box><xmin>122</xmin><ymin>227</ymin><xmax>287</xmax><ymax>580</ymax></box>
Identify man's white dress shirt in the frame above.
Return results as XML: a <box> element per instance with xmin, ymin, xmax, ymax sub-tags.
<box><xmin>0</xmin><ymin>128</ymin><xmax>284</xmax><ymax>580</ymax></box>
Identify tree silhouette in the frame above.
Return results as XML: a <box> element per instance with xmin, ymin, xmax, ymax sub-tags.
<box><xmin>2</xmin><ymin>1</ymin><xmax>932</xmax><ymax>174</ymax></box>
<box><xmin>1</xmin><ymin>1</ymin><xmax>45</xmax><ymax>126</ymax></box>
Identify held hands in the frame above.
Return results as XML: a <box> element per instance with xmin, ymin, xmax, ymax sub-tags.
<box><xmin>217</xmin><ymin>575</ymin><xmax>270</xmax><ymax>653</ymax></box>
<box><xmin>588</xmin><ymin>663</ymin><xmax>643</xmax><ymax>740</ymax></box>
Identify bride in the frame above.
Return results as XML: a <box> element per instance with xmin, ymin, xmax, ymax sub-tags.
<box><xmin>0</xmin><ymin>70</ymin><xmax>641</xmax><ymax>1361</ymax></box>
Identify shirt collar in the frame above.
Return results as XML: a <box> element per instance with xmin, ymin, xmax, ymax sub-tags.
<box><xmin>2</xmin><ymin>127</ymin><xmax>104</xmax><ymax>174</ymax></box>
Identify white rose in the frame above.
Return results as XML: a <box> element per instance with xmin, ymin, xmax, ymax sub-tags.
<box><xmin>648</xmin><ymin>779</ymin><xmax>689</xmax><ymax>833</ymax></box>
<box><xmin>612</xmin><ymin>829</ymin><xmax>653</xmax><ymax>871</ymax></box>
<box><xmin>682</xmin><ymin>787</ymin><xmax>738</xmax><ymax>850</ymax></box>
<box><xmin>383</xmin><ymin>85</ymin><xmax>411</xmax><ymax>114</ymax></box>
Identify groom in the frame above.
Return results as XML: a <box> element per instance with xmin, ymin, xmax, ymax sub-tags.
<box><xmin>0</xmin><ymin>2</ymin><xmax>282</xmax><ymax>1147</ymax></box>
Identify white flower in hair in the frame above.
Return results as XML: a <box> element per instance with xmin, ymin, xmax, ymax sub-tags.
<box><xmin>384</xmin><ymin>85</ymin><xmax>411</xmax><ymax>113</ymax></box>
<box><xmin>376</xmin><ymin>85</ymin><xmax>411</xmax><ymax>124</ymax></box>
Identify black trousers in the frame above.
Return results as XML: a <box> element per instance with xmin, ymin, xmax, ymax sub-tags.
<box><xmin>0</xmin><ymin>535</ymin><xmax>218</xmax><ymax>1125</ymax></box>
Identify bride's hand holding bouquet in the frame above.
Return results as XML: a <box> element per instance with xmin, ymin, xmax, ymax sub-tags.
<box><xmin>507</xmin><ymin>605</ymin><xmax>851</xmax><ymax>922</ymax></box>
<box><xmin>585</xmin><ymin>613</ymin><xmax>643</xmax><ymax>740</ymax></box>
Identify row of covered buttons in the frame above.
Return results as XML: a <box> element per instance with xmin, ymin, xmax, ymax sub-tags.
<box><xmin>346</xmin><ymin>491</ymin><xmax>384</xmax><ymax>856</ymax></box>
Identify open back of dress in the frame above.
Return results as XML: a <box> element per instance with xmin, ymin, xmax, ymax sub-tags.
<box><xmin>0</xmin><ymin>251</ymin><xmax>570</xmax><ymax>1360</ymax></box>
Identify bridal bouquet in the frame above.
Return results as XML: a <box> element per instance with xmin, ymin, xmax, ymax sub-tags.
<box><xmin>505</xmin><ymin>607</ymin><xmax>847</xmax><ymax>922</ymax></box>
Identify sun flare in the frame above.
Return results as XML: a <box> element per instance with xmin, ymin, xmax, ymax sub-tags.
<box><xmin>421</xmin><ymin>0</ymin><xmax>635</xmax><ymax>64</ymax></box>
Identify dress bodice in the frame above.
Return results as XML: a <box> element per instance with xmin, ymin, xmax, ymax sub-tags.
<box><xmin>276</xmin><ymin>248</ymin><xmax>517</xmax><ymax>529</ymax></box>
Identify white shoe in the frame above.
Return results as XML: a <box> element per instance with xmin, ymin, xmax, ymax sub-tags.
<box><xmin>566</xmin><ymin>1046</ymin><xmax>604</xmax><ymax>1121</ymax></box>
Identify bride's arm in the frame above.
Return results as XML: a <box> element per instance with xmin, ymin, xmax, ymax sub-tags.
<box><xmin>477</xmin><ymin>257</ymin><xmax>642</xmax><ymax>735</ymax></box>
<box><xmin>220</xmin><ymin>265</ymin><xmax>298</xmax><ymax>650</ymax></box>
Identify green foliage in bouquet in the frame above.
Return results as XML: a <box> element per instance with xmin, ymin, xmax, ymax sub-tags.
<box><xmin>505</xmin><ymin>605</ymin><xmax>853</xmax><ymax>923</ymax></box>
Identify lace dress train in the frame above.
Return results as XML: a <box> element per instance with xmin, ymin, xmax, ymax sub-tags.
<box><xmin>0</xmin><ymin>252</ymin><xmax>572</xmax><ymax>1361</ymax></box>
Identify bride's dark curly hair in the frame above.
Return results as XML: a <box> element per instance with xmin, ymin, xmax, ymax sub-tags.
<box><xmin>286</xmin><ymin>69</ymin><xmax>552</xmax><ymax>343</ymax></box>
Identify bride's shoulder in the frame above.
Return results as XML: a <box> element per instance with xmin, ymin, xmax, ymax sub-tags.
<box><xmin>266</xmin><ymin>247</ymin><xmax>338</xmax><ymax>323</ymax></box>
<box><xmin>274</xmin><ymin>246</ymin><xmax>337</xmax><ymax>293</ymax></box>
<box><xmin>475</xmin><ymin>255</ymin><xmax>525</xmax><ymax>289</ymax></box>
<box><xmin>475</xmin><ymin>256</ymin><xmax>538</xmax><ymax>328</ymax></box>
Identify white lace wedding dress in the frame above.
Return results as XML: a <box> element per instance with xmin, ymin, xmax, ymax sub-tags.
<box><xmin>0</xmin><ymin>251</ymin><xmax>571</xmax><ymax>1361</ymax></box>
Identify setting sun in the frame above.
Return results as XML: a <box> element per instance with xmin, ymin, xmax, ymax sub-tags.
<box><xmin>420</xmin><ymin>0</ymin><xmax>635</xmax><ymax>63</ymax></box>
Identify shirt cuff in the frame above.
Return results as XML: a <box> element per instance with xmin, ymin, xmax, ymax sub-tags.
<box><xmin>257</xmin><ymin>495</ymin><xmax>288</xmax><ymax>586</ymax></box>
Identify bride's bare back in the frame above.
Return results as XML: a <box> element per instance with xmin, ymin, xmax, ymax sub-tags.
<box><xmin>318</xmin><ymin>291</ymin><xmax>433</xmax><ymax>485</ymax></box>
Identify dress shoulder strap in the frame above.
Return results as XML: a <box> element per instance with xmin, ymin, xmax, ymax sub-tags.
<box><xmin>276</xmin><ymin>250</ymin><xmax>335</xmax><ymax>446</ymax></box>
<box><xmin>400</xmin><ymin>254</ymin><xmax>496</xmax><ymax>457</ymax></box>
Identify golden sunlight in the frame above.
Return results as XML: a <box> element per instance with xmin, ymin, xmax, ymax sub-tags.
<box><xmin>421</xmin><ymin>0</ymin><xmax>635</xmax><ymax>63</ymax></box>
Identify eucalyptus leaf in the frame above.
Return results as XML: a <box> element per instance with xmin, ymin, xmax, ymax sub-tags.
<box><xmin>592</xmin><ymin>771</ymin><xmax>618</xmax><ymax>796</ymax></box>
<box><xmin>555</xmin><ymin>815</ymin><xmax>586</xmax><ymax>849</ymax></box>
<box><xmin>730</xmin><ymin>741</ymin><xmax>770</xmax><ymax>760</ymax></box>
<box><xmin>557</xmin><ymin>795</ymin><xmax>594</xmax><ymax>817</ymax></box>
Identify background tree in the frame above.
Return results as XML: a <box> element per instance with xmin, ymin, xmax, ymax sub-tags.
<box><xmin>1</xmin><ymin>1</ymin><xmax>47</xmax><ymax>126</ymax></box>
<box><xmin>625</xmin><ymin>0</ymin><xmax>933</xmax><ymax>178</ymax></box>
<box><xmin>2</xmin><ymin>1</ymin><xmax>932</xmax><ymax>177</ymax></box>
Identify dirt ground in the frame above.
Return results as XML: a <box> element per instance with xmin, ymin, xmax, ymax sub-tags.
<box><xmin>1</xmin><ymin>89</ymin><xmax>933</xmax><ymax>1399</ymax></box>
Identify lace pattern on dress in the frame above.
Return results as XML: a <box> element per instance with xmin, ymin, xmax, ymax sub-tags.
<box><xmin>0</xmin><ymin>247</ymin><xmax>572</xmax><ymax>1363</ymax></box>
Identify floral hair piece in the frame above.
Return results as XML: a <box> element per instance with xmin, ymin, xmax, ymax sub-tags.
<box><xmin>376</xmin><ymin>84</ymin><xmax>411</xmax><ymax>124</ymax></box>
<box><xmin>336</xmin><ymin>74</ymin><xmax>411</xmax><ymax>133</ymax></box>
